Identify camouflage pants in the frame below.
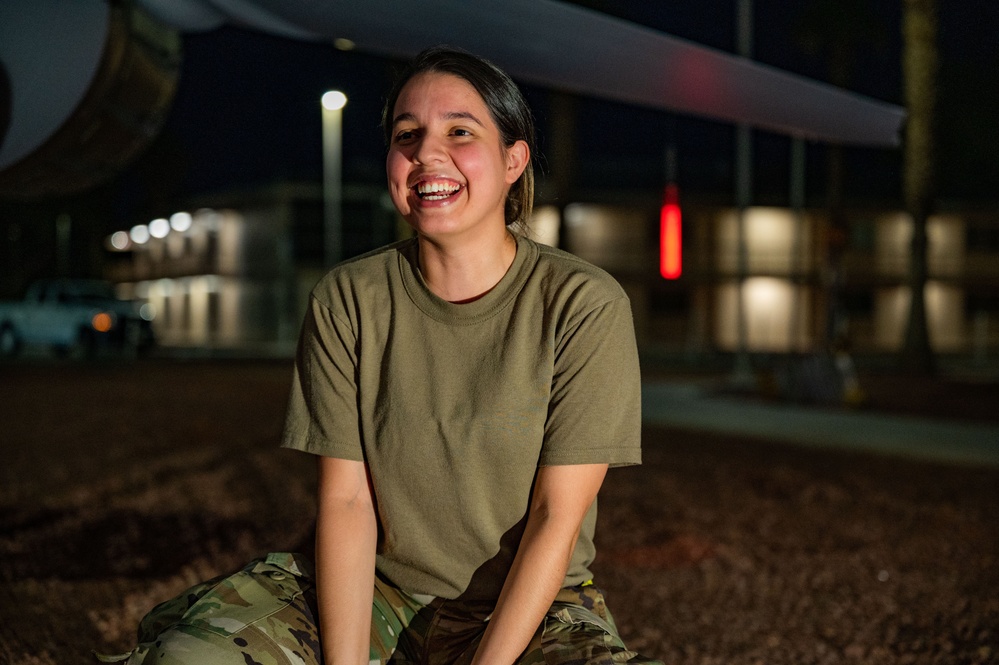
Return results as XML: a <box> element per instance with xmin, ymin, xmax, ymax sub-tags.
<box><xmin>97</xmin><ymin>552</ymin><xmax>662</xmax><ymax>665</ymax></box>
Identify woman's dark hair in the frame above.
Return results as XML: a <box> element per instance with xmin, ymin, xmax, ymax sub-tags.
<box><xmin>381</xmin><ymin>46</ymin><xmax>536</xmax><ymax>232</ymax></box>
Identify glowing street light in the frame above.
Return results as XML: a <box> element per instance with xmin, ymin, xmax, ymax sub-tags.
<box><xmin>322</xmin><ymin>90</ymin><xmax>347</xmax><ymax>111</ymax></box>
<box><xmin>149</xmin><ymin>217</ymin><xmax>170</xmax><ymax>239</ymax></box>
<box><xmin>130</xmin><ymin>224</ymin><xmax>150</xmax><ymax>244</ymax></box>
<box><xmin>321</xmin><ymin>90</ymin><xmax>347</xmax><ymax>266</ymax></box>
<box><xmin>170</xmin><ymin>211</ymin><xmax>192</xmax><ymax>232</ymax></box>
<box><xmin>109</xmin><ymin>231</ymin><xmax>130</xmax><ymax>251</ymax></box>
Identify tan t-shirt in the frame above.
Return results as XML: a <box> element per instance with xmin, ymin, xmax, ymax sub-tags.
<box><xmin>281</xmin><ymin>234</ymin><xmax>641</xmax><ymax>600</ymax></box>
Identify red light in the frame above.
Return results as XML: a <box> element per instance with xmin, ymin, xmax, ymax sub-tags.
<box><xmin>660</xmin><ymin>184</ymin><xmax>682</xmax><ymax>279</ymax></box>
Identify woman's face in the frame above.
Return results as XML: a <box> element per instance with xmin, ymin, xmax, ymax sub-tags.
<box><xmin>386</xmin><ymin>72</ymin><xmax>528</xmax><ymax>241</ymax></box>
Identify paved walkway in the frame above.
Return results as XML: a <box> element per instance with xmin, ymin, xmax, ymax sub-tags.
<box><xmin>641</xmin><ymin>380</ymin><xmax>999</xmax><ymax>467</ymax></box>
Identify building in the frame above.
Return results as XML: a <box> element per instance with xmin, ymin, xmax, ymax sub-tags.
<box><xmin>103</xmin><ymin>183</ymin><xmax>999</xmax><ymax>367</ymax></box>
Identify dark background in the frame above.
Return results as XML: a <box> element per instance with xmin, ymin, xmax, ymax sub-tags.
<box><xmin>2</xmin><ymin>1</ymin><xmax>997</xmax><ymax>291</ymax></box>
<box><xmin>117</xmin><ymin>1</ymin><xmax>998</xmax><ymax>219</ymax></box>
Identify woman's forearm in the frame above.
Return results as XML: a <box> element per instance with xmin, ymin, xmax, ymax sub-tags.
<box><xmin>470</xmin><ymin>507</ymin><xmax>577</xmax><ymax>665</ymax></box>
<box><xmin>315</xmin><ymin>457</ymin><xmax>379</xmax><ymax>665</ymax></box>
<box><xmin>471</xmin><ymin>463</ymin><xmax>609</xmax><ymax>665</ymax></box>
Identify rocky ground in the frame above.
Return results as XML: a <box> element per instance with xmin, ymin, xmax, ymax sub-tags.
<box><xmin>1</xmin><ymin>358</ymin><xmax>997</xmax><ymax>664</ymax></box>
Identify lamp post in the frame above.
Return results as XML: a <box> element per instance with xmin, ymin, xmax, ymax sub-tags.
<box><xmin>321</xmin><ymin>90</ymin><xmax>347</xmax><ymax>267</ymax></box>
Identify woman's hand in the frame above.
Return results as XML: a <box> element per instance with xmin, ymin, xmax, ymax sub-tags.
<box><xmin>315</xmin><ymin>456</ymin><xmax>379</xmax><ymax>665</ymax></box>
<box><xmin>471</xmin><ymin>462</ymin><xmax>609</xmax><ymax>665</ymax></box>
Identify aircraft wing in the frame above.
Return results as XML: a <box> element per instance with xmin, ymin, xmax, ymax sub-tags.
<box><xmin>137</xmin><ymin>0</ymin><xmax>906</xmax><ymax>147</ymax></box>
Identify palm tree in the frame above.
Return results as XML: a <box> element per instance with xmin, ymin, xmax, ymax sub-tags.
<box><xmin>900</xmin><ymin>0</ymin><xmax>938</xmax><ymax>373</ymax></box>
<box><xmin>793</xmin><ymin>0</ymin><xmax>885</xmax><ymax>350</ymax></box>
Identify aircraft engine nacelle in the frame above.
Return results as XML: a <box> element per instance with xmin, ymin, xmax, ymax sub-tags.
<box><xmin>0</xmin><ymin>0</ymin><xmax>180</xmax><ymax>200</ymax></box>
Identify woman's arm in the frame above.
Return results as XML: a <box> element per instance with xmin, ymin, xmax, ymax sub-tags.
<box><xmin>470</xmin><ymin>462</ymin><xmax>609</xmax><ymax>665</ymax></box>
<box><xmin>315</xmin><ymin>455</ymin><xmax>378</xmax><ymax>665</ymax></box>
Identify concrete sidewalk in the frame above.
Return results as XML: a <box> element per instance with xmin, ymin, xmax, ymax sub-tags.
<box><xmin>641</xmin><ymin>380</ymin><xmax>999</xmax><ymax>467</ymax></box>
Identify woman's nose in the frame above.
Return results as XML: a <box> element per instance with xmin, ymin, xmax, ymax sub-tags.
<box><xmin>413</xmin><ymin>135</ymin><xmax>445</xmax><ymax>165</ymax></box>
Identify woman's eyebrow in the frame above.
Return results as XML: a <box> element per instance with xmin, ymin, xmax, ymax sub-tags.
<box><xmin>392</xmin><ymin>112</ymin><xmax>416</xmax><ymax>127</ymax></box>
<box><xmin>392</xmin><ymin>111</ymin><xmax>485</xmax><ymax>127</ymax></box>
<box><xmin>442</xmin><ymin>111</ymin><xmax>484</xmax><ymax>126</ymax></box>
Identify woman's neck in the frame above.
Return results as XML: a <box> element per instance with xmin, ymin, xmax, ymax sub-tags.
<box><xmin>417</xmin><ymin>229</ymin><xmax>518</xmax><ymax>303</ymax></box>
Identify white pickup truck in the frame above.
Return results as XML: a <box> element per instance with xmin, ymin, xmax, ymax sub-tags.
<box><xmin>0</xmin><ymin>279</ymin><xmax>155</xmax><ymax>358</ymax></box>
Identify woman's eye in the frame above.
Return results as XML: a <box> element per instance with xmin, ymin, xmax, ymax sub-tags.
<box><xmin>394</xmin><ymin>129</ymin><xmax>417</xmax><ymax>143</ymax></box>
<box><xmin>451</xmin><ymin>128</ymin><xmax>472</xmax><ymax>137</ymax></box>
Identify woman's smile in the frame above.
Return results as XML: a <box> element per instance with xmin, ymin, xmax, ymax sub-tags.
<box><xmin>412</xmin><ymin>176</ymin><xmax>464</xmax><ymax>204</ymax></box>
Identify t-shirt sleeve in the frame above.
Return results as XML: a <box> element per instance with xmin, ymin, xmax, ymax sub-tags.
<box><xmin>539</xmin><ymin>295</ymin><xmax>642</xmax><ymax>468</ymax></box>
<box><xmin>280</xmin><ymin>294</ymin><xmax>364</xmax><ymax>461</ymax></box>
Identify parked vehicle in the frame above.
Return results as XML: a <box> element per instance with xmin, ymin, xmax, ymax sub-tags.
<box><xmin>0</xmin><ymin>279</ymin><xmax>155</xmax><ymax>358</ymax></box>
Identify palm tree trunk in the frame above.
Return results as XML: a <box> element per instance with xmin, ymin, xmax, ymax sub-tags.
<box><xmin>900</xmin><ymin>0</ymin><xmax>938</xmax><ymax>374</ymax></box>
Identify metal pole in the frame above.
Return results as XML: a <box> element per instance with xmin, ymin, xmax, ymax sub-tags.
<box><xmin>789</xmin><ymin>136</ymin><xmax>806</xmax><ymax>350</ymax></box>
<box><xmin>731</xmin><ymin>0</ymin><xmax>755</xmax><ymax>388</ymax></box>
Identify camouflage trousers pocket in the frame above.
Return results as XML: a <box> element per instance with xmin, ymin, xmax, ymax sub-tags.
<box><xmin>533</xmin><ymin>604</ymin><xmax>663</xmax><ymax>665</ymax></box>
<box><xmin>95</xmin><ymin>553</ymin><xmax>321</xmax><ymax>665</ymax></box>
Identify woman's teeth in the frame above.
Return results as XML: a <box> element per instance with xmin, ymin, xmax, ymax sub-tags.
<box><xmin>416</xmin><ymin>182</ymin><xmax>460</xmax><ymax>200</ymax></box>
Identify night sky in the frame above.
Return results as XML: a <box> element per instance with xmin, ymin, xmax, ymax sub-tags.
<box><xmin>113</xmin><ymin>0</ymin><xmax>998</xmax><ymax>228</ymax></box>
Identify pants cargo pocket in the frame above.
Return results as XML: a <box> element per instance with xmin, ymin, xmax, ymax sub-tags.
<box><xmin>99</xmin><ymin>553</ymin><xmax>321</xmax><ymax>665</ymax></box>
<box><xmin>521</xmin><ymin>585</ymin><xmax>663</xmax><ymax>665</ymax></box>
<box><xmin>537</xmin><ymin>603</ymin><xmax>637</xmax><ymax>665</ymax></box>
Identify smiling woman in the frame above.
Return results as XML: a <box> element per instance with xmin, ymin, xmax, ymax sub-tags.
<box><xmin>111</xmin><ymin>46</ymin><xmax>661</xmax><ymax>665</ymax></box>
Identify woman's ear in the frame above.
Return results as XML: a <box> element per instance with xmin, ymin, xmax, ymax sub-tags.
<box><xmin>504</xmin><ymin>140</ymin><xmax>530</xmax><ymax>184</ymax></box>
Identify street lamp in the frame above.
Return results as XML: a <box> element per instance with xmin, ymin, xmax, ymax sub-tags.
<box><xmin>321</xmin><ymin>90</ymin><xmax>347</xmax><ymax>267</ymax></box>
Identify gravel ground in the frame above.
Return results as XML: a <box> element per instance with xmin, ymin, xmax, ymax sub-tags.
<box><xmin>1</xmin><ymin>358</ymin><xmax>997</xmax><ymax>664</ymax></box>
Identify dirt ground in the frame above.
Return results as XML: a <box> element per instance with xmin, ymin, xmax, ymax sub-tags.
<box><xmin>1</xmin><ymin>358</ymin><xmax>997</xmax><ymax>664</ymax></box>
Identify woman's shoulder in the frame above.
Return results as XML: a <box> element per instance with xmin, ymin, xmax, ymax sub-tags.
<box><xmin>525</xmin><ymin>237</ymin><xmax>629</xmax><ymax>304</ymax></box>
